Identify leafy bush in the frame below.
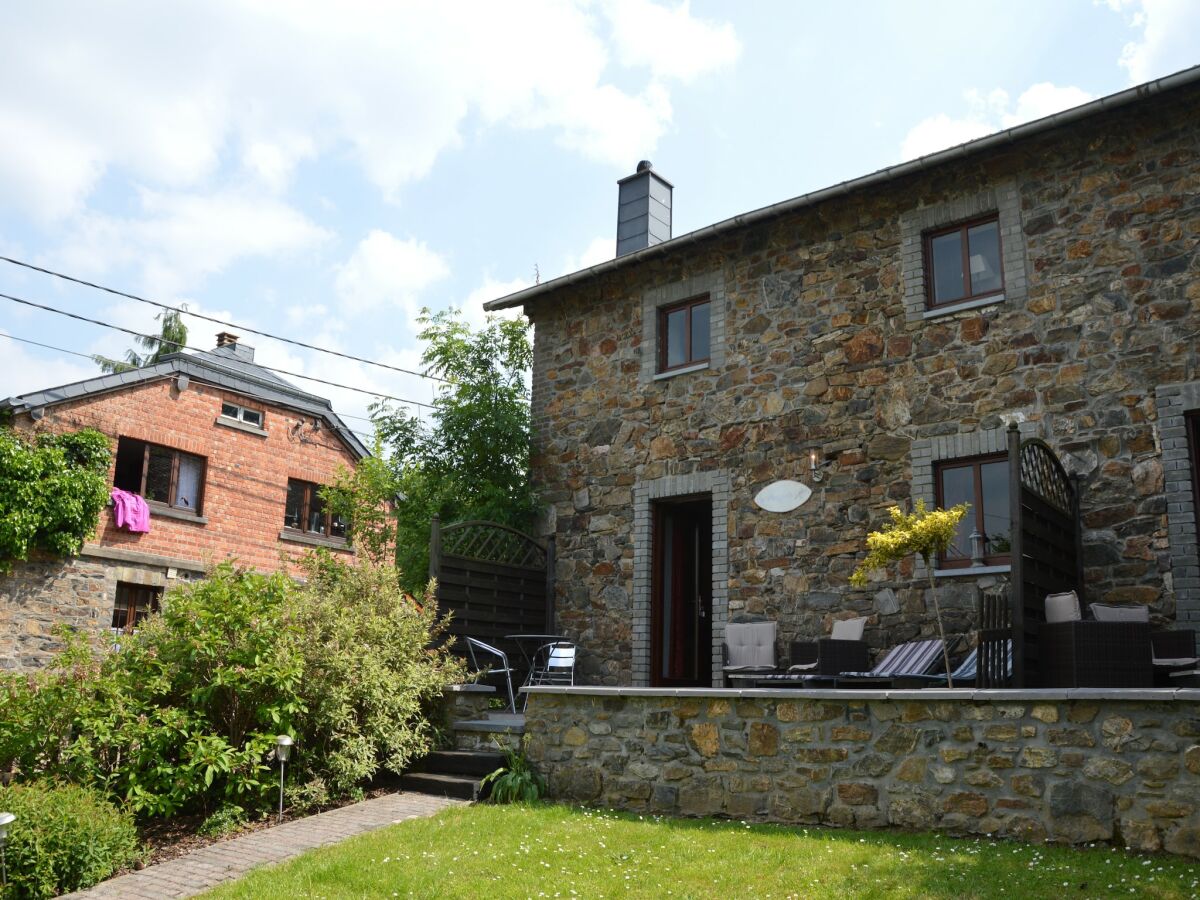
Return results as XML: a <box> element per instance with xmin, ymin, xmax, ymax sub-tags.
<box><xmin>0</xmin><ymin>557</ymin><xmax>464</xmax><ymax>819</ymax></box>
<box><xmin>197</xmin><ymin>804</ymin><xmax>247</xmax><ymax>839</ymax></box>
<box><xmin>0</xmin><ymin>781</ymin><xmax>141</xmax><ymax>899</ymax></box>
<box><xmin>0</xmin><ymin>428</ymin><xmax>111</xmax><ymax>573</ymax></box>
<box><xmin>480</xmin><ymin>743</ymin><xmax>545</xmax><ymax>804</ymax></box>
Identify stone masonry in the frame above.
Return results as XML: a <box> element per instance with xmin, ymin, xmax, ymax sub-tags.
<box><xmin>523</xmin><ymin>79</ymin><xmax>1200</xmax><ymax>685</ymax></box>
<box><xmin>525</xmin><ymin>687</ymin><xmax>1200</xmax><ymax>858</ymax></box>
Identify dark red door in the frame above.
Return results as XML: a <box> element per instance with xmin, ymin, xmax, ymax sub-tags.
<box><xmin>651</xmin><ymin>498</ymin><xmax>712</xmax><ymax>686</ymax></box>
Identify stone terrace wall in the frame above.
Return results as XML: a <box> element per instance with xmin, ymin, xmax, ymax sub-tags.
<box><xmin>525</xmin><ymin>688</ymin><xmax>1200</xmax><ymax>858</ymax></box>
<box><xmin>525</xmin><ymin>82</ymin><xmax>1200</xmax><ymax>685</ymax></box>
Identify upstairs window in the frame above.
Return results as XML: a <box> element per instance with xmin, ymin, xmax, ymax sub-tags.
<box><xmin>111</xmin><ymin>582</ymin><xmax>162</xmax><ymax>635</ymax></box>
<box><xmin>925</xmin><ymin>215</ymin><xmax>1003</xmax><ymax>309</ymax></box>
<box><xmin>935</xmin><ymin>454</ymin><xmax>1011</xmax><ymax>568</ymax></box>
<box><xmin>658</xmin><ymin>295</ymin><xmax>710</xmax><ymax>372</ymax></box>
<box><xmin>220</xmin><ymin>402</ymin><xmax>263</xmax><ymax>428</ymax></box>
<box><xmin>284</xmin><ymin>479</ymin><xmax>347</xmax><ymax>540</ymax></box>
<box><xmin>113</xmin><ymin>437</ymin><xmax>206</xmax><ymax>514</ymax></box>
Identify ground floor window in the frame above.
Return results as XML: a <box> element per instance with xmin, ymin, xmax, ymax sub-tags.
<box><xmin>935</xmin><ymin>453</ymin><xmax>1011</xmax><ymax>567</ymax></box>
<box><xmin>111</xmin><ymin>582</ymin><xmax>163</xmax><ymax>634</ymax></box>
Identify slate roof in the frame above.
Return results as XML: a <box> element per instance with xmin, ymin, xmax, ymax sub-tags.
<box><xmin>1</xmin><ymin>343</ymin><xmax>370</xmax><ymax>459</ymax></box>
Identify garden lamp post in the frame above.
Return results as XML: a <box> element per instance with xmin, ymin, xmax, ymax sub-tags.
<box><xmin>275</xmin><ymin>735</ymin><xmax>293</xmax><ymax>824</ymax></box>
<box><xmin>0</xmin><ymin>811</ymin><xmax>14</xmax><ymax>887</ymax></box>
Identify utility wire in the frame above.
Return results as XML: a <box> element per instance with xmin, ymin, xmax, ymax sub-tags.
<box><xmin>0</xmin><ymin>254</ymin><xmax>449</xmax><ymax>384</ymax></box>
<box><xmin>0</xmin><ymin>291</ymin><xmax>435</xmax><ymax>409</ymax></box>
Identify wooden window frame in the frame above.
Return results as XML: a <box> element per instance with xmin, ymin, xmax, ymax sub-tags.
<box><xmin>934</xmin><ymin>452</ymin><xmax>1011</xmax><ymax>569</ymax></box>
<box><xmin>114</xmin><ymin>437</ymin><xmax>206</xmax><ymax>515</ymax></box>
<box><xmin>283</xmin><ymin>478</ymin><xmax>347</xmax><ymax>541</ymax></box>
<box><xmin>657</xmin><ymin>295</ymin><xmax>711</xmax><ymax>373</ymax></box>
<box><xmin>923</xmin><ymin>214</ymin><xmax>1004</xmax><ymax>310</ymax></box>
<box><xmin>111</xmin><ymin>581</ymin><xmax>163</xmax><ymax>635</ymax></box>
<box><xmin>1187</xmin><ymin>412</ymin><xmax>1200</xmax><ymax>537</ymax></box>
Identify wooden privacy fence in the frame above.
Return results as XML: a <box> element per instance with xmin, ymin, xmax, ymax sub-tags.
<box><xmin>1008</xmin><ymin>423</ymin><xmax>1084</xmax><ymax>687</ymax></box>
<box><xmin>429</xmin><ymin>517</ymin><xmax>554</xmax><ymax>655</ymax></box>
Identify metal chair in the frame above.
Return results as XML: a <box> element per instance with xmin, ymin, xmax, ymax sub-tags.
<box><xmin>465</xmin><ymin>637</ymin><xmax>517</xmax><ymax>713</ymax></box>
<box><xmin>524</xmin><ymin>641</ymin><xmax>576</xmax><ymax>708</ymax></box>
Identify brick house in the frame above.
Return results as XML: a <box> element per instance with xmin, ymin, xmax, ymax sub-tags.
<box><xmin>0</xmin><ymin>332</ymin><xmax>367</xmax><ymax>669</ymax></box>
<box><xmin>485</xmin><ymin>66</ymin><xmax>1200</xmax><ymax>687</ymax></box>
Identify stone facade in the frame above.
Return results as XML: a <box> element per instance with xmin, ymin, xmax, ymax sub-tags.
<box><xmin>525</xmin><ymin>687</ymin><xmax>1200</xmax><ymax>858</ymax></box>
<box><xmin>522</xmin><ymin>79</ymin><xmax>1200</xmax><ymax>685</ymax></box>
<box><xmin>1</xmin><ymin>374</ymin><xmax>359</xmax><ymax>669</ymax></box>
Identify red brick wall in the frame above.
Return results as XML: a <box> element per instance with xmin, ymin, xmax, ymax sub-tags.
<box><xmin>13</xmin><ymin>375</ymin><xmax>359</xmax><ymax>574</ymax></box>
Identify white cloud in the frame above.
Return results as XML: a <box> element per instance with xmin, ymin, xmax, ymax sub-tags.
<box><xmin>0</xmin><ymin>1</ymin><xmax>741</xmax><ymax>221</ymax></box>
<box><xmin>334</xmin><ymin>230</ymin><xmax>450</xmax><ymax>317</ymax></box>
<box><xmin>53</xmin><ymin>189</ymin><xmax>331</xmax><ymax>297</ymax></box>
<box><xmin>559</xmin><ymin>236</ymin><xmax>615</xmax><ymax>278</ymax></box>
<box><xmin>1106</xmin><ymin>0</ymin><xmax>1200</xmax><ymax>84</ymax></box>
<box><xmin>604</xmin><ymin>0</ymin><xmax>742</xmax><ymax>82</ymax></box>
<box><xmin>459</xmin><ymin>276</ymin><xmax>533</xmax><ymax>331</ymax></box>
<box><xmin>900</xmin><ymin>83</ymin><xmax>1095</xmax><ymax>160</ymax></box>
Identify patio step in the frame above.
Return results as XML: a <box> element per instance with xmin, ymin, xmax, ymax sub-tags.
<box><xmin>451</xmin><ymin>712</ymin><xmax>526</xmax><ymax>735</ymax></box>
<box><xmin>419</xmin><ymin>750</ymin><xmax>506</xmax><ymax>777</ymax></box>
<box><xmin>399</xmin><ymin>771</ymin><xmax>482</xmax><ymax>801</ymax></box>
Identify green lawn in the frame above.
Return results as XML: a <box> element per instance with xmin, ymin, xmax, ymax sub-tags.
<box><xmin>201</xmin><ymin>804</ymin><xmax>1200</xmax><ymax>900</ymax></box>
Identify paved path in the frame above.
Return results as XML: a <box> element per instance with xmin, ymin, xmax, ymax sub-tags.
<box><xmin>64</xmin><ymin>792</ymin><xmax>463</xmax><ymax>899</ymax></box>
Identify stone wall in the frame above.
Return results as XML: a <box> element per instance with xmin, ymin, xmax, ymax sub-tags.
<box><xmin>0</xmin><ymin>551</ymin><xmax>189</xmax><ymax>669</ymax></box>
<box><xmin>524</xmin><ymin>80</ymin><xmax>1200</xmax><ymax>685</ymax></box>
<box><xmin>525</xmin><ymin>687</ymin><xmax>1200</xmax><ymax>858</ymax></box>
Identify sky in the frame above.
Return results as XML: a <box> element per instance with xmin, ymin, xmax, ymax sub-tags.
<box><xmin>0</xmin><ymin>0</ymin><xmax>1197</xmax><ymax>438</ymax></box>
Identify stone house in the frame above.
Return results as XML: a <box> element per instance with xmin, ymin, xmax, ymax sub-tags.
<box><xmin>485</xmin><ymin>66</ymin><xmax>1200</xmax><ymax>687</ymax></box>
<box><xmin>0</xmin><ymin>333</ymin><xmax>367</xmax><ymax>669</ymax></box>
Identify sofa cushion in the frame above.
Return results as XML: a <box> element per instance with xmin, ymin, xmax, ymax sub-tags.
<box><xmin>1089</xmin><ymin>603</ymin><xmax>1149</xmax><ymax>623</ymax></box>
<box><xmin>1045</xmin><ymin>590</ymin><xmax>1081</xmax><ymax>624</ymax></box>
<box><xmin>831</xmin><ymin>616</ymin><xmax>867</xmax><ymax>641</ymax></box>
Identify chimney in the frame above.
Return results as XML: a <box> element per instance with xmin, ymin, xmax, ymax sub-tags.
<box><xmin>214</xmin><ymin>331</ymin><xmax>255</xmax><ymax>361</ymax></box>
<box><xmin>616</xmin><ymin>160</ymin><xmax>672</xmax><ymax>258</ymax></box>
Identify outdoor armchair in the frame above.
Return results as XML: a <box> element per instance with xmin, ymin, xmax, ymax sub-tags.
<box><xmin>785</xmin><ymin>616</ymin><xmax>869</xmax><ymax>676</ymax></box>
<box><xmin>1089</xmin><ymin>602</ymin><xmax>1198</xmax><ymax>685</ymax></box>
<box><xmin>722</xmin><ymin>620</ymin><xmax>780</xmax><ymax>685</ymax></box>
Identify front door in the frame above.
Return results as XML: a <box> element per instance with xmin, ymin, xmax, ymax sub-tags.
<box><xmin>651</xmin><ymin>497</ymin><xmax>712</xmax><ymax>686</ymax></box>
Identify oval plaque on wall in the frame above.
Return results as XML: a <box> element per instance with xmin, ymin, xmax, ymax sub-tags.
<box><xmin>753</xmin><ymin>480</ymin><xmax>813</xmax><ymax>513</ymax></box>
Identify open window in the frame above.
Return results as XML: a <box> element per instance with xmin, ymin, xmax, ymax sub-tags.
<box><xmin>284</xmin><ymin>479</ymin><xmax>347</xmax><ymax>540</ymax></box>
<box><xmin>113</xmin><ymin>437</ymin><xmax>206</xmax><ymax>514</ymax></box>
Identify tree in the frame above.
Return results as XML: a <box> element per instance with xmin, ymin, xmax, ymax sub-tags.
<box><xmin>370</xmin><ymin>308</ymin><xmax>539</xmax><ymax>594</ymax></box>
<box><xmin>849</xmin><ymin>500</ymin><xmax>970</xmax><ymax>687</ymax></box>
<box><xmin>94</xmin><ymin>307</ymin><xmax>188</xmax><ymax>374</ymax></box>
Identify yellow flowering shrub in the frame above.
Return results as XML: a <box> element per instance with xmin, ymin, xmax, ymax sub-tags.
<box><xmin>849</xmin><ymin>500</ymin><xmax>970</xmax><ymax>587</ymax></box>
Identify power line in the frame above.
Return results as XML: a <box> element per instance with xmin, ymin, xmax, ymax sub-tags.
<box><xmin>0</xmin><ymin>254</ymin><xmax>449</xmax><ymax>384</ymax></box>
<box><xmin>0</xmin><ymin>291</ymin><xmax>435</xmax><ymax>409</ymax></box>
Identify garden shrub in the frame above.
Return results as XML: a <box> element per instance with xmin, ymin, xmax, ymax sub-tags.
<box><xmin>197</xmin><ymin>803</ymin><xmax>248</xmax><ymax>839</ymax></box>
<box><xmin>0</xmin><ymin>556</ymin><xmax>464</xmax><ymax>819</ymax></box>
<box><xmin>0</xmin><ymin>780</ymin><xmax>141</xmax><ymax>899</ymax></box>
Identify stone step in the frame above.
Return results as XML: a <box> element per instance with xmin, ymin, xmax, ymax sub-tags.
<box><xmin>399</xmin><ymin>772</ymin><xmax>482</xmax><ymax>801</ymax></box>
<box><xmin>418</xmin><ymin>750</ymin><xmax>506</xmax><ymax>776</ymax></box>
<box><xmin>451</xmin><ymin>713</ymin><xmax>526</xmax><ymax>735</ymax></box>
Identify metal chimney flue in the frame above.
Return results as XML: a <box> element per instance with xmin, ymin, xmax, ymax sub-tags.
<box><xmin>616</xmin><ymin>160</ymin><xmax>672</xmax><ymax>257</ymax></box>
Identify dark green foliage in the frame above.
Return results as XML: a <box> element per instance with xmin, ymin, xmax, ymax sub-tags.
<box><xmin>0</xmin><ymin>428</ymin><xmax>111</xmax><ymax>573</ymax></box>
<box><xmin>479</xmin><ymin>743</ymin><xmax>545</xmax><ymax>804</ymax></box>
<box><xmin>371</xmin><ymin>308</ymin><xmax>539</xmax><ymax>593</ymax></box>
<box><xmin>0</xmin><ymin>558</ymin><xmax>464</xmax><ymax>819</ymax></box>
<box><xmin>0</xmin><ymin>781</ymin><xmax>141</xmax><ymax>899</ymax></box>
<box><xmin>93</xmin><ymin>307</ymin><xmax>188</xmax><ymax>373</ymax></box>
<box><xmin>197</xmin><ymin>804</ymin><xmax>248</xmax><ymax>838</ymax></box>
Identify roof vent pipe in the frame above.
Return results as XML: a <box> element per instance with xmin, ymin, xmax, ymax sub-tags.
<box><xmin>616</xmin><ymin>161</ymin><xmax>672</xmax><ymax>258</ymax></box>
